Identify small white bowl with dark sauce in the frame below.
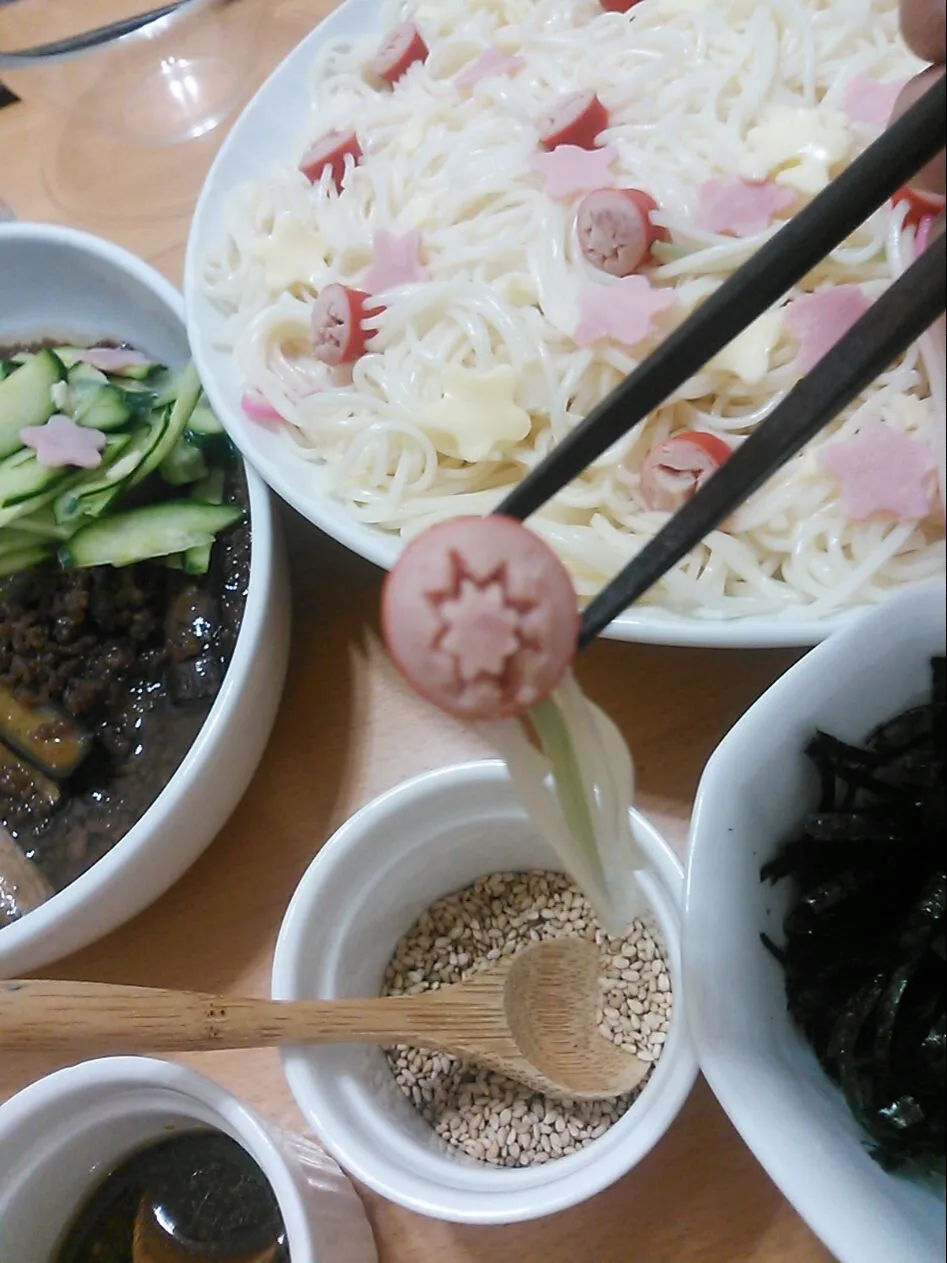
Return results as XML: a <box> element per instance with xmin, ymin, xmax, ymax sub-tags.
<box><xmin>0</xmin><ymin>1055</ymin><xmax>377</xmax><ymax>1261</ymax></box>
<box><xmin>0</xmin><ymin>222</ymin><xmax>290</xmax><ymax>976</ymax></box>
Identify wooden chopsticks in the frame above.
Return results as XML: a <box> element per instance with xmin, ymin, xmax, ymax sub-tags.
<box><xmin>495</xmin><ymin>74</ymin><xmax>946</xmax><ymax>636</ymax></box>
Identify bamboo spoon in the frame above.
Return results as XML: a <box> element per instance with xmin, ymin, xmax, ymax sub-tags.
<box><xmin>0</xmin><ymin>938</ymin><xmax>649</xmax><ymax>1100</ymax></box>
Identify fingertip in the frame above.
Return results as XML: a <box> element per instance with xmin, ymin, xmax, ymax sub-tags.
<box><xmin>900</xmin><ymin>0</ymin><xmax>946</xmax><ymax>63</ymax></box>
<box><xmin>892</xmin><ymin>67</ymin><xmax>947</xmax><ymax>198</ymax></box>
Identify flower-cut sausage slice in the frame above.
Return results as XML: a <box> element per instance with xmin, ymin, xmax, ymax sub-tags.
<box><xmin>310</xmin><ymin>285</ymin><xmax>381</xmax><ymax>365</ymax></box>
<box><xmin>539</xmin><ymin>91</ymin><xmax>610</xmax><ymax>152</ymax></box>
<box><xmin>370</xmin><ymin>21</ymin><xmax>429</xmax><ymax>85</ymax></box>
<box><xmin>599</xmin><ymin>0</ymin><xmax>642</xmax><ymax>11</ymax></box>
<box><xmin>577</xmin><ymin>188</ymin><xmax>668</xmax><ymax>276</ymax></box>
<box><xmin>299</xmin><ymin>129</ymin><xmax>362</xmax><ymax>190</ymax></box>
<box><xmin>639</xmin><ymin>431</ymin><xmax>732</xmax><ymax>512</ymax></box>
<box><xmin>381</xmin><ymin>515</ymin><xmax>579</xmax><ymax>721</ymax></box>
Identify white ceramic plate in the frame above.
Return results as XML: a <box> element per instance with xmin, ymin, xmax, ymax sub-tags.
<box><xmin>684</xmin><ymin>582</ymin><xmax>947</xmax><ymax>1263</ymax></box>
<box><xmin>184</xmin><ymin>0</ymin><xmax>931</xmax><ymax>649</ymax></box>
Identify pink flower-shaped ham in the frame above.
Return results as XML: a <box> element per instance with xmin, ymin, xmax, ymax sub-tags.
<box><xmin>363</xmin><ymin>229</ymin><xmax>428</xmax><ymax>292</ymax></box>
<box><xmin>695</xmin><ymin>178</ymin><xmax>796</xmax><ymax>237</ymax></box>
<box><xmin>530</xmin><ymin>144</ymin><xmax>618</xmax><ymax>200</ymax></box>
<box><xmin>20</xmin><ymin>415</ymin><xmax>106</xmax><ymax>469</ymax></box>
<box><xmin>819</xmin><ymin>417</ymin><xmax>936</xmax><ymax>520</ymax></box>
<box><xmin>841</xmin><ymin>75</ymin><xmax>906</xmax><ymax>129</ymax></box>
<box><xmin>455</xmin><ymin>48</ymin><xmax>523</xmax><ymax>89</ymax></box>
<box><xmin>574</xmin><ymin>275</ymin><xmax>675</xmax><ymax>347</ymax></box>
<box><xmin>784</xmin><ymin>285</ymin><xmax>871</xmax><ymax>374</ymax></box>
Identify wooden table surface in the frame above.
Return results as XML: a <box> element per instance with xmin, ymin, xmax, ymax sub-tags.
<box><xmin>0</xmin><ymin>4</ymin><xmax>836</xmax><ymax>1260</ymax></box>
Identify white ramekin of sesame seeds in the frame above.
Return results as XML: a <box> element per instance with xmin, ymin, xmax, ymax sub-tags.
<box><xmin>272</xmin><ymin>760</ymin><xmax>697</xmax><ymax>1224</ymax></box>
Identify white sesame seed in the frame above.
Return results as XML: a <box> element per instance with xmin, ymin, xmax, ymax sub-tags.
<box><xmin>382</xmin><ymin>870</ymin><xmax>672</xmax><ymax>1168</ymax></box>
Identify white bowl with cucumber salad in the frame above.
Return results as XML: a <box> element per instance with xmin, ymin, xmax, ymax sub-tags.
<box><xmin>0</xmin><ymin>222</ymin><xmax>290</xmax><ymax>977</ymax></box>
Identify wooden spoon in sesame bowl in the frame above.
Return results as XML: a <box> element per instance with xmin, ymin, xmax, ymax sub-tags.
<box><xmin>0</xmin><ymin>938</ymin><xmax>649</xmax><ymax>1101</ymax></box>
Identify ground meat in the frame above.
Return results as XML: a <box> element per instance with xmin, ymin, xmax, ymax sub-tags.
<box><xmin>0</xmin><ymin>564</ymin><xmax>170</xmax><ymax>721</ymax></box>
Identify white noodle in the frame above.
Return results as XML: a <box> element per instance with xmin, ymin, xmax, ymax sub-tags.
<box><xmin>202</xmin><ymin>0</ymin><xmax>945</xmax><ymax>622</ymax></box>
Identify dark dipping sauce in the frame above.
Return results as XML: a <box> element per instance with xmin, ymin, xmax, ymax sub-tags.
<box><xmin>0</xmin><ymin>343</ymin><xmax>250</xmax><ymax>903</ymax></box>
<box><xmin>55</xmin><ymin>1130</ymin><xmax>289</xmax><ymax>1262</ymax></box>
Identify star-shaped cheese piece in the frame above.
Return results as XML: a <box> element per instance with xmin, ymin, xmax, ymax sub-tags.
<box><xmin>363</xmin><ymin>229</ymin><xmax>428</xmax><ymax>293</ymax></box>
<box><xmin>695</xmin><ymin>178</ymin><xmax>796</xmax><ymax>236</ymax></box>
<box><xmin>574</xmin><ymin>275</ymin><xmax>676</xmax><ymax>348</ymax></box>
<box><xmin>709</xmin><ymin>310</ymin><xmax>782</xmax><ymax>385</ymax></box>
<box><xmin>738</xmin><ymin>105</ymin><xmax>853</xmax><ymax>195</ymax></box>
<box><xmin>841</xmin><ymin>75</ymin><xmax>906</xmax><ymax>130</ymax></box>
<box><xmin>250</xmin><ymin>213</ymin><xmax>329</xmax><ymax>292</ymax></box>
<box><xmin>530</xmin><ymin>144</ymin><xmax>618</xmax><ymax>200</ymax></box>
<box><xmin>437</xmin><ymin>577</ymin><xmax>522</xmax><ymax>679</ymax></box>
<box><xmin>422</xmin><ymin>364</ymin><xmax>531</xmax><ymax>461</ymax></box>
<box><xmin>455</xmin><ymin>47</ymin><xmax>524</xmax><ymax>89</ymax></box>
<box><xmin>819</xmin><ymin>418</ymin><xmax>936</xmax><ymax>520</ymax></box>
<box><xmin>20</xmin><ymin>415</ymin><xmax>106</xmax><ymax>469</ymax></box>
<box><xmin>784</xmin><ymin>285</ymin><xmax>870</xmax><ymax>374</ymax></box>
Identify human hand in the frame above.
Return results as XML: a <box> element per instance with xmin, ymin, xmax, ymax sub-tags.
<box><xmin>894</xmin><ymin>0</ymin><xmax>946</xmax><ymax>197</ymax></box>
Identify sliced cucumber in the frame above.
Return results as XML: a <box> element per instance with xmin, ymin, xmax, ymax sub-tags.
<box><xmin>193</xmin><ymin>468</ymin><xmax>225</xmax><ymax>505</ymax></box>
<box><xmin>52</xmin><ymin>425</ymin><xmax>154</xmax><ymax>525</ymax></box>
<box><xmin>0</xmin><ymin>348</ymin><xmax>66</xmax><ymax>459</ymax></box>
<box><xmin>159</xmin><ymin>437</ymin><xmax>208</xmax><ymax>486</ymax></box>
<box><xmin>0</xmin><ymin>446</ymin><xmax>73</xmax><ymax>509</ymax></box>
<box><xmin>129</xmin><ymin>362</ymin><xmax>202</xmax><ymax>488</ymax></box>
<box><xmin>0</xmin><ymin>361</ymin><xmax>18</xmax><ymax>382</ymax></box>
<box><xmin>59</xmin><ymin>500</ymin><xmax>244</xmax><ymax>569</ymax></box>
<box><xmin>112</xmin><ymin>359</ymin><xmax>157</xmax><ymax>381</ymax></box>
<box><xmin>74</xmin><ymin>384</ymin><xmax>133</xmax><ymax>432</ymax></box>
<box><xmin>185</xmin><ymin>399</ymin><xmax>224</xmax><ymax>439</ymax></box>
<box><xmin>0</xmin><ymin>482</ymin><xmax>75</xmax><ymax>529</ymax></box>
<box><xmin>66</xmin><ymin>362</ymin><xmax>108</xmax><ymax>389</ymax></box>
<box><xmin>0</xmin><ymin>528</ymin><xmax>41</xmax><ymax>559</ymax></box>
<box><xmin>3</xmin><ymin>504</ymin><xmax>74</xmax><ymax>541</ymax></box>
<box><xmin>0</xmin><ymin>543</ymin><xmax>52</xmax><ymax>576</ymax></box>
<box><xmin>51</xmin><ymin>347</ymin><xmax>84</xmax><ymax>369</ymax></box>
<box><xmin>183</xmin><ymin>468</ymin><xmax>227</xmax><ymax>574</ymax></box>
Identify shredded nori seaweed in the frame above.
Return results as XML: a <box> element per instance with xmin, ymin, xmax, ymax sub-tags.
<box><xmin>762</xmin><ymin>657</ymin><xmax>946</xmax><ymax>1177</ymax></box>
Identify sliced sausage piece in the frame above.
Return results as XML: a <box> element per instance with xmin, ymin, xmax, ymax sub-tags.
<box><xmin>599</xmin><ymin>0</ymin><xmax>642</xmax><ymax>11</ymax></box>
<box><xmin>299</xmin><ymin>129</ymin><xmax>362</xmax><ymax>190</ymax></box>
<box><xmin>577</xmin><ymin>188</ymin><xmax>668</xmax><ymax>276</ymax></box>
<box><xmin>539</xmin><ymin>91</ymin><xmax>610</xmax><ymax>152</ymax></box>
<box><xmin>639</xmin><ymin>431</ymin><xmax>732</xmax><ymax>512</ymax></box>
<box><xmin>381</xmin><ymin>515</ymin><xmax>578</xmax><ymax>721</ymax></box>
<box><xmin>310</xmin><ymin>284</ymin><xmax>380</xmax><ymax>365</ymax></box>
<box><xmin>892</xmin><ymin>183</ymin><xmax>946</xmax><ymax>229</ymax></box>
<box><xmin>370</xmin><ymin>21</ymin><xmax>429</xmax><ymax>85</ymax></box>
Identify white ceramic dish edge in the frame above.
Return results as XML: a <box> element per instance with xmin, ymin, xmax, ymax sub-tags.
<box><xmin>181</xmin><ymin>0</ymin><xmax>930</xmax><ymax>650</ymax></box>
<box><xmin>0</xmin><ymin>1056</ymin><xmax>378</xmax><ymax>1263</ymax></box>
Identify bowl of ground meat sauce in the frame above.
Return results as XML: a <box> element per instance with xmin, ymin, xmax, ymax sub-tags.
<box><xmin>0</xmin><ymin>222</ymin><xmax>289</xmax><ymax>976</ymax></box>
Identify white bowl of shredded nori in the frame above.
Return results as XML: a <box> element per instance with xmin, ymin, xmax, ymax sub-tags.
<box><xmin>684</xmin><ymin>581</ymin><xmax>945</xmax><ymax>1263</ymax></box>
